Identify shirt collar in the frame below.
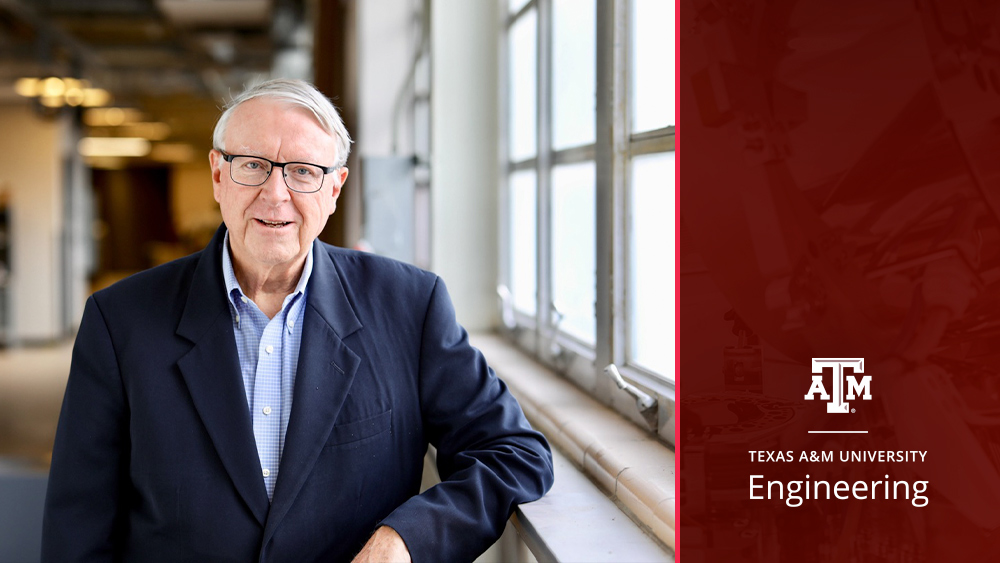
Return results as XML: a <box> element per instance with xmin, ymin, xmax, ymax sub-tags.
<box><xmin>222</xmin><ymin>229</ymin><xmax>314</xmax><ymax>307</ymax></box>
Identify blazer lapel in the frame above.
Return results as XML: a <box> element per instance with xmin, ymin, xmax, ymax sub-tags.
<box><xmin>264</xmin><ymin>243</ymin><xmax>363</xmax><ymax>544</ymax></box>
<box><xmin>176</xmin><ymin>225</ymin><xmax>270</xmax><ymax>525</ymax></box>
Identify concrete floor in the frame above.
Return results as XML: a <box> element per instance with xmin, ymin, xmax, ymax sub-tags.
<box><xmin>0</xmin><ymin>341</ymin><xmax>72</xmax><ymax>470</ymax></box>
<box><xmin>0</xmin><ymin>342</ymin><xmax>70</xmax><ymax>562</ymax></box>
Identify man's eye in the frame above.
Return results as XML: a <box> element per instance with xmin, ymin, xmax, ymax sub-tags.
<box><xmin>293</xmin><ymin>166</ymin><xmax>315</xmax><ymax>176</ymax></box>
<box><xmin>244</xmin><ymin>161</ymin><xmax>262</xmax><ymax>170</ymax></box>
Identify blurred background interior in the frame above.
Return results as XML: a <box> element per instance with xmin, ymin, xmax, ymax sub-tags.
<box><xmin>0</xmin><ymin>0</ymin><xmax>672</xmax><ymax>560</ymax></box>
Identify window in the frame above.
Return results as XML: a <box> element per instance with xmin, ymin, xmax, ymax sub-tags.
<box><xmin>508</xmin><ymin>9</ymin><xmax>537</xmax><ymax>163</ymax></box>
<box><xmin>501</xmin><ymin>0</ymin><xmax>675</xmax><ymax>440</ymax></box>
<box><xmin>630</xmin><ymin>152</ymin><xmax>672</xmax><ymax>376</ymax></box>
<box><xmin>551</xmin><ymin>161</ymin><xmax>595</xmax><ymax>344</ymax></box>
<box><xmin>509</xmin><ymin>170</ymin><xmax>537</xmax><ymax>315</ymax></box>
<box><xmin>551</xmin><ymin>0</ymin><xmax>595</xmax><ymax>151</ymax></box>
<box><xmin>628</xmin><ymin>0</ymin><xmax>674</xmax><ymax>379</ymax></box>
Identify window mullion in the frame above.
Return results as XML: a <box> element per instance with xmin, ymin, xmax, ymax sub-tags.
<box><xmin>535</xmin><ymin>0</ymin><xmax>554</xmax><ymax>359</ymax></box>
<box><xmin>498</xmin><ymin>1</ymin><xmax>512</xmax><ymax>331</ymax></box>
<box><xmin>629</xmin><ymin>134</ymin><xmax>674</xmax><ymax>157</ymax></box>
<box><xmin>551</xmin><ymin>145</ymin><xmax>596</xmax><ymax>165</ymax></box>
<box><xmin>507</xmin><ymin>0</ymin><xmax>538</xmax><ymax>25</ymax></box>
<box><xmin>594</xmin><ymin>0</ymin><xmax>628</xmax><ymax>403</ymax></box>
<box><xmin>612</xmin><ymin>0</ymin><xmax>629</xmax><ymax>370</ymax></box>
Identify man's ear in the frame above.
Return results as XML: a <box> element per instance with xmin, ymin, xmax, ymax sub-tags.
<box><xmin>209</xmin><ymin>150</ymin><xmax>224</xmax><ymax>202</ymax></box>
<box><xmin>328</xmin><ymin>167</ymin><xmax>348</xmax><ymax>215</ymax></box>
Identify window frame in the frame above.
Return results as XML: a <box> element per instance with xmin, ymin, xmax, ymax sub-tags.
<box><xmin>499</xmin><ymin>0</ymin><xmax>675</xmax><ymax>444</ymax></box>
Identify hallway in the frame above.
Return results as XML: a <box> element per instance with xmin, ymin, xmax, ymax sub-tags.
<box><xmin>0</xmin><ymin>342</ymin><xmax>72</xmax><ymax>470</ymax></box>
<box><xmin>0</xmin><ymin>342</ymin><xmax>69</xmax><ymax>562</ymax></box>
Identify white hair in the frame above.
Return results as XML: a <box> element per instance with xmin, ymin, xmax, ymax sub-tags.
<box><xmin>212</xmin><ymin>78</ymin><xmax>353</xmax><ymax>168</ymax></box>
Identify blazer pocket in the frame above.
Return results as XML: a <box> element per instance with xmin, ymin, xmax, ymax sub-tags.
<box><xmin>325</xmin><ymin>409</ymin><xmax>392</xmax><ymax>448</ymax></box>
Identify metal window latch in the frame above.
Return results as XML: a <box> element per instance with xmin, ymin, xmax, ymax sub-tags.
<box><xmin>496</xmin><ymin>284</ymin><xmax>518</xmax><ymax>331</ymax></box>
<box><xmin>548</xmin><ymin>302</ymin><xmax>566</xmax><ymax>357</ymax></box>
<box><xmin>604</xmin><ymin>364</ymin><xmax>658</xmax><ymax>431</ymax></box>
<box><xmin>542</xmin><ymin>302</ymin><xmax>574</xmax><ymax>370</ymax></box>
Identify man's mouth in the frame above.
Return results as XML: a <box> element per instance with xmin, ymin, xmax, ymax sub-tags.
<box><xmin>256</xmin><ymin>219</ymin><xmax>291</xmax><ymax>228</ymax></box>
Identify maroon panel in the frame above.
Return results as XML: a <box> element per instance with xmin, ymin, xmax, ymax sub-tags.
<box><xmin>679</xmin><ymin>0</ymin><xmax>1000</xmax><ymax>560</ymax></box>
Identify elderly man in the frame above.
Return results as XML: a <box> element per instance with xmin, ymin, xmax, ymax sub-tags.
<box><xmin>42</xmin><ymin>79</ymin><xmax>553</xmax><ymax>562</ymax></box>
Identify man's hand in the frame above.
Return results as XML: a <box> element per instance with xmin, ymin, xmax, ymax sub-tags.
<box><xmin>352</xmin><ymin>526</ymin><xmax>412</xmax><ymax>563</ymax></box>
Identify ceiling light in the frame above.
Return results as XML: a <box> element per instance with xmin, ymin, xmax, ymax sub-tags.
<box><xmin>65</xmin><ymin>88</ymin><xmax>86</xmax><ymax>106</ymax></box>
<box><xmin>82</xmin><ymin>88</ymin><xmax>113</xmax><ymax>108</ymax></box>
<box><xmin>106</xmin><ymin>108</ymin><xmax>125</xmax><ymax>126</ymax></box>
<box><xmin>40</xmin><ymin>95</ymin><xmax>65</xmax><ymax>108</ymax></box>
<box><xmin>62</xmin><ymin>78</ymin><xmax>84</xmax><ymax>91</ymax></box>
<box><xmin>78</xmin><ymin>137</ymin><xmax>151</xmax><ymax>158</ymax></box>
<box><xmin>123</xmin><ymin>122</ymin><xmax>171</xmax><ymax>140</ymax></box>
<box><xmin>15</xmin><ymin>77</ymin><xmax>100</xmax><ymax>108</ymax></box>
<box><xmin>40</xmin><ymin>77</ymin><xmax>66</xmax><ymax>97</ymax></box>
<box><xmin>14</xmin><ymin>78</ymin><xmax>38</xmax><ymax>97</ymax></box>
<box><xmin>83</xmin><ymin>107</ymin><xmax>144</xmax><ymax>127</ymax></box>
<box><xmin>150</xmin><ymin>143</ymin><xmax>196</xmax><ymax>163</ymax></box>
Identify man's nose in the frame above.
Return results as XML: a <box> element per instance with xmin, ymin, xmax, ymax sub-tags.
<box><xmin>258</xmin><ymin>168</ymin><xmax>291</xmax><ymax>203</ymax></box>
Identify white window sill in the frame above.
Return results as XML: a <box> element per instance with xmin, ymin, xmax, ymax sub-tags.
<box><xmin>472</xmin><ymin>333</ymin><xmax>676</xmax><ymax>560</ymax></box>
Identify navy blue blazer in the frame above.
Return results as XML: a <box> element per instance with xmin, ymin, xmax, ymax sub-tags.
<box><xmin>42</xmin><ymin>225</ymin><xmax>553</xmax><ymax>562</ymax></box>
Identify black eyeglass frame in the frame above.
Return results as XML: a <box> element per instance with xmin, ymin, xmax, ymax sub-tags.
<box><xmin>218</xmin><ymin>150</ymin><xmax>339</xmax><ymax>193</ymax></box>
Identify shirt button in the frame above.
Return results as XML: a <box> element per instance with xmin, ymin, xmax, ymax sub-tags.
<box><xmin>265</xmin><ymin>345</ymin><xmax>274</xmax><ymax>354</ymax></box>
<box><xmin>263</xmin><ymin>406</ymin><xmax>272</xmax><ymax>415</ymax></box>
<box><xmin>287</xmin><ymin>319</ymin><xmax>295</xmax><ymax>328</ymax></box>
<box><xmin>235</xmin><ymin>314</ymin><xmax>240</xmax><ymax>323</ymax></box>
<box><xmin>241</xmin><ymin>296</ymin><xmax>248</xmax><ymax>303</ymax></box>
<box><xmin>262</xmin><ymin>468</ymin><xmax>270</xmax><ymax>477</ymax></box>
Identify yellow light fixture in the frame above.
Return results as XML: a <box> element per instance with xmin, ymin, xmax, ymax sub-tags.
<box><xmin>82</xmin><ymin>88</ymin><xmax>112</xmax><ymax>107</ymax></box>
<box><xmin>78</xmin><ymin>137</ymin><xmax>152</xmax><ymax>158</ymax></box>
<box><xmin>15</xmin><ymin>78</ymin><xmax>89</xmax><ymax>96</ymax></box>
<box><xmin>65</xmin><ymin>87</ymin><xmax>86</xmax><ymax>106</ymax></box>
<box><xmin>105</xmin><ymin>107</ymin><xmax>125</xmax><ymax>126</ymax></box>
<box><xmin>40</xmin><ymin>95</ymin><xmax>65</xmax><ymax>108</ymax></box>
<box><xmin>14</xmin><ymin>77</ymin><xmax>38</xmax><ymax>97</ymax></box>
<box><xmin>40</xmin><ymin>77</ymin><xmax>66</xmax><ymax>97</ymax></box>
<box><xmin>150</xmin><ymin>143</ymin><xmax>196</xmax><ymax>163</ymax></box>
<box><xmin>83</xmin><ymin>107</ymin><xmax>144</xmax><ymax>127</ymax></box>
<box><xmin>15</xmin><ymin>77</ymin><xmax>111</xmax><ymax>107</ymax></box>
<box><xmin>123</xmin><ymin>122</ymin><xmax>171</xmax><ymax>140</ymax></box>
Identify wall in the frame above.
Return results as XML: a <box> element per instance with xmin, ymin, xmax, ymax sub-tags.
<box><xmin>343</xmin><ymin>0</ymin><xmax>501</xmax><ymax>330</ymax></box>
<box><xmin>357</xmin><ymin>0</ymin><xmax>415</xmax><ymax>157</ymax></box>
<box><xmin>0</xmin><ymin>104</ymin><xmax>65</xmax><ymax>343</ymax></box>
<box><xmin>170</xmin><ymin>160</ymin><xmax>221</xmax><ymax>247</ymax></box>
<box><xmin>92</xmin><ymin>167</ymin><xmax>176</xmax><ymax>271</ymax></box>
<box><xmin>430</xmin><ymin>0</ymin><xmax>499</xmax><ymax>330</ymax></box>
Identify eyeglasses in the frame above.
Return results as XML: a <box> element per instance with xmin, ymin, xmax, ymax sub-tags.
<box><xmin>218</xmin><ymin>151</ymin><xmax>338</xmax><ymax>194</ymax></box>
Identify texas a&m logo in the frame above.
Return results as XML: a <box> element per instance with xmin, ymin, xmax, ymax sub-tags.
<box><xmin>804</xmin><ymin>358</ymin><xmax>872</xmax><ymax>413</ymax></box>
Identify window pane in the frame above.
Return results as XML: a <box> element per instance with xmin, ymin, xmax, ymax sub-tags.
<box><xmin>509</xmin><ymin>0</ymin><xmax>531</xmax><ymax>15</ymax></box>
<box><xmin>629</xmin><ymin>152</ymin><xmax>674</xmax><ymax>378</ymax></box>
<box><xmin>509</xmin><ymin>10</ymin><xmax>537</xmax><ymax>162</ymax></box>
<box><xmin>552</xmin><ymin>162</ymin><xmax>596</xmax><ymax>344</ymax></box>
<box><xmin>552</xmin><ymin>0</ymin><xmax>595</xmax><ymax>150</ymax></box>
<box><xmin>632</xmin><ymin>0</ymin><xmax>674</xmax><ymax>132</ymax></box>
<box><xmin>510</xmin><ymin>170</ymin><xmax>537</xmax><ymax>315</ymax></box>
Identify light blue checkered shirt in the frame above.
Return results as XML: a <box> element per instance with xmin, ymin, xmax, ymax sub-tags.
<box><xmin>222</xmin><ymin>231</ymin><xmax>312</xmax><ymax>501</ymax></box>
